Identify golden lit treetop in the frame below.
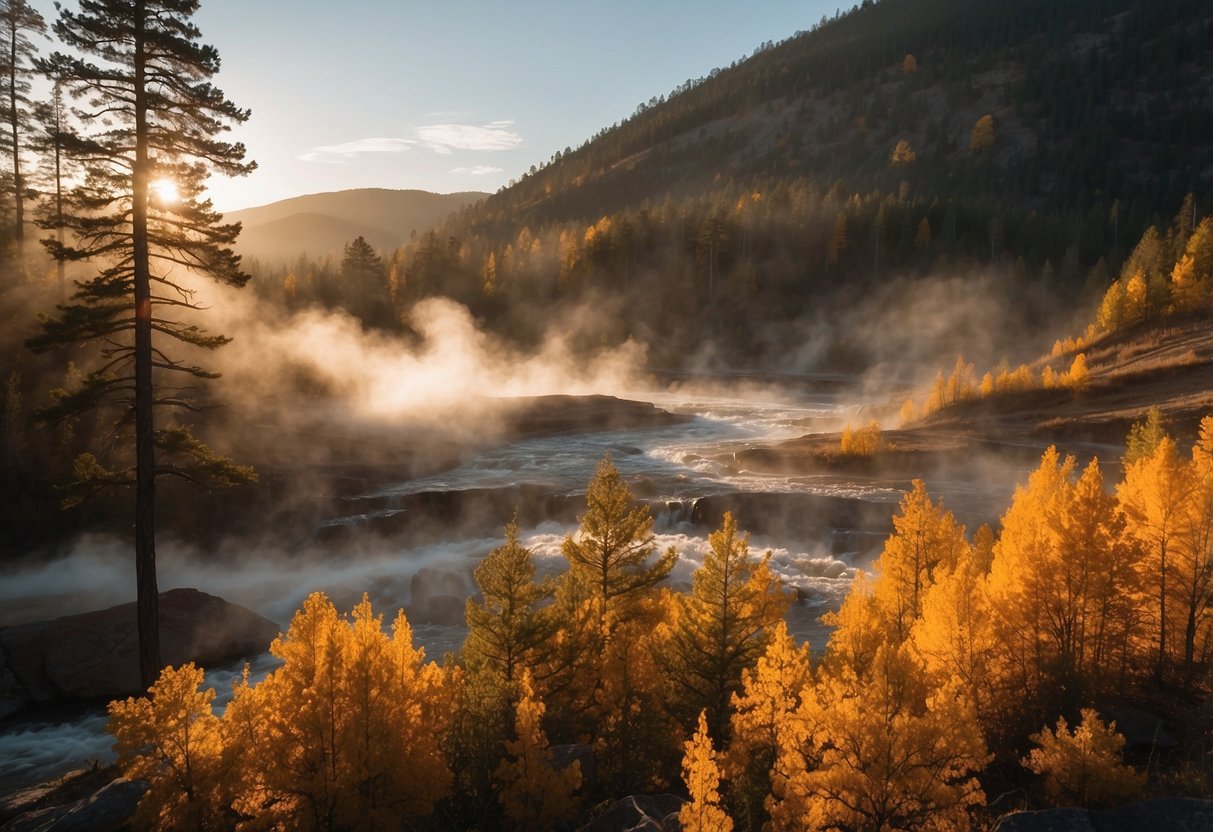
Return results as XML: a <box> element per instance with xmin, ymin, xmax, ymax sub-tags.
<box><xmin>562</xmin><ymin>455</ymin><xmax>676</xmax><ymax>624</ymax></box>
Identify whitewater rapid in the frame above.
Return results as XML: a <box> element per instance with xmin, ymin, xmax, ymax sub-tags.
<box><xmin>0</xmin><ymin>383</ymin><xmax>979</xmax><ymax>790</ymax></box>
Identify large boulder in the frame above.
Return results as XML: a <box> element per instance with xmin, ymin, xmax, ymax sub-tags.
<box><xmin>0</xmin><ymin>777</ymin><xmax>144</xmax><ymax>832</ymax></box>
<box><xmin>579</xmin><ymin>794</ymin><xmax>684</xmax><ymax>832</ymax></box>
<box><xmin>993</xmin><ymin>798</ymin><xmax>1213</xmax><ymax>832</ymax></box>
<box><xmin>0</xmin><ymin>588</ymin><xmax>279</xmax><ymax>708</ymax></box>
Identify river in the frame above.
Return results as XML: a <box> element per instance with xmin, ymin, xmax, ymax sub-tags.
<box><xmin>0</xmin><ymin>381</ymin><xmax>1026</xmax><ymax>791</ymax></box>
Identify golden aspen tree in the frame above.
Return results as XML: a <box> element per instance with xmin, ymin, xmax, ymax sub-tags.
<box><xmin>1023</xmin><ymin>710</ymin><xmax>1145</xmax><ymax>808</ymax></box>
<box><xmin>945</xmin><ymin>355</ymin><xmax>976</xmax><ymax>405</ymax></box>
<box><xmin>1097</xmin><ymin>279</ymin><xmax>1129</xmax><ymax>332</ymax></box>
<box><xmin>1063</xmin><ymin>353</ymin><xmax>1090</xmax><ymax>390</ymax></box>
<box><xmin>986</xmin><ymin>448</ymin><xmax>1075</xmax><ymax>707</ymax></box>
<box><xmin>662</xmin><ymin>512</ymin><xmax>789</xmax><ymax>741</ymax></box>
<box><xmin>821</xmin><ymin>571</ymin><xmax>885</xmax><ymax>675</ymax></box>
<box><xmin>925</xmin><ymin>370</ymin><xmax>947</xmax><ymax>415</ymax></box>
<box><xmin>1124</xmin><ymin>272</ymin><xmax>1148</xmax><ymax>325</ymax></box>
<box><xmin>679</xmin><ymin>711</ymin><xmax>734</xmax><ymax>832</ymax></box>
<box><xmin>726</xmin><ymin>622</ymin><xmax>812</xmax><ymax>832</ymax></box>
<box><xmin>909</xmin><ymin>547</ymin><xmax>998</xmax><ymax>725</ymax></box>
<box><xmin>1119</xmin><ymin>437</ymin><xmax>1196</xmax><ymax>684</ymax></box>
<box><xmin>872</xmin><ymin>480</ymin><xmax>969</xmax><ymax>644</ymax></box>
<box><xmin>494</xmin><ymin>671</ymin><xmax>582</xmax><ymax>829</ymax></box>
<box><xmin>987</xmin><ymin>451</ymin><xmax>1143</xmax><ymax>720</ymax></box>
<box><xmin>890</xmin><ymin>140</ymin><xmax>917</xmax><ymax>166</ymax></box>
<box><xmin>227</xmin><ymin>593</ymin><xmax>453</xmax><ymax>830</ymax></box>
<box><xmin>108</xmin><ymin>663</ymin><xmax>230</xmax><ymax>832</ymax></box>
<box><xmin>970</xmin><ymin>114</ymin><xmax>995</xmax><ymax>151</ymax></box>
<box><xmin>979</xmin><ymin>371</ymin><xmax>994</xmax><ymax>397</ymax></box>
<box><xmin>1124</xmin><ymin>406</ymin><xmax>1167</xmax><ymax>466</ymax></box>
<box><xmin>784</xmin><ymin>645</ymin><xmax>988</xmax><ymax>832</ymax></box>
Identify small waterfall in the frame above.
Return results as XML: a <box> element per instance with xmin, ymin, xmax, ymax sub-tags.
<box><xmin>650</xmin><ymin>498</ymin><xmax>699</xmax><ymax>531</ymax></box>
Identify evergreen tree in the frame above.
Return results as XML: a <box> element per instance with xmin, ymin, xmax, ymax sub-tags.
<box><xmin>464</xmin><ymin>517</ymin><xmax>553</xmax><ymax>684</ymax></box>
<box><xmin>561</xmin><ymin>455</ymin><xmax>677</xmax><ymax>634</ymax></box>
<box><xmin>0</xmin><ymin>0</ymin><xmax>45</xmax><ymax>251</ymax></box>
<box><xmin>662</xmin><ymin>511</ymin><xmax>788</xmax><ymax>741</ymax></box>
<box><xmin>32</xmin><ymin>0</ymin><xmax>254</xmax><ymax>687</ymax></box>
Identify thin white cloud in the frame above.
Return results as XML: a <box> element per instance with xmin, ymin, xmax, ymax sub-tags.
<box><xmin>451</xmin><ymin>165</ymin><xmax>503</xmax><ymax>176</ymax></box>
<box><xmin>416</xmin><ymin>121</ymin><xmax>522</xmax><ymax>154</ymax></box>
<box><xmin>299</xmin><ymin>137</ymin><xmax>416</xmax><ymax>163</ymax></box>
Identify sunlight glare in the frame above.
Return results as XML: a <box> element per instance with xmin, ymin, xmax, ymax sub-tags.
<box><xmin>150</xmin><ymin>178</ymin><xmax>180</xmax><ymax>205</ymax></box>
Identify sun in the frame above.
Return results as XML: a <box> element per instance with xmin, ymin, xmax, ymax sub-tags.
<box><xmin>150</xmin><ymin>178</ymin><xmax>180</xmax><ymax>205</ymax></box>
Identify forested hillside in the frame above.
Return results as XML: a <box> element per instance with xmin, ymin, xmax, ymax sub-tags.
<box><xmin>241</xmin><ymin>0</ymin><xmax>1211</xmax><ymax>368</ymax></box>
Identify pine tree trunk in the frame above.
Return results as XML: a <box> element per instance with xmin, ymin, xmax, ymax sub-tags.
<box><xmin>7</xmin><ymin>15</ymin><xmax>24</xmax><ymax>247</ymax></box>
<box><xmin>132</xmin><ymin>0</ymin><xmax>160</xmax><ymax>690</ymax></box>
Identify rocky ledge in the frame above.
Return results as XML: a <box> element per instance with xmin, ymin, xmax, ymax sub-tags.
<box><xmin>0</xmin><ymin>588</ymin><xmax>279</xmax><ymax>718</ymax></box>
<box><xmin>993</xmin><ymin>797</ymin><xmax>1213</xmax><ymax>831</ymax></box>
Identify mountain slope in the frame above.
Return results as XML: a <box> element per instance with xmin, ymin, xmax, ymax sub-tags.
<box><xmin>469</xmin><ymin>0</ymin><xmax>1210</xmax><ymax>235</ymax></box>
<box><xmin>357</xmin><ymin>0</ymin><xmax>1211</xmax><ymax>370</ymax></box>
<box><xmin>227</xmin><ymin>188</ymin><xmax>485</xmax><ymax>262</ymax></box>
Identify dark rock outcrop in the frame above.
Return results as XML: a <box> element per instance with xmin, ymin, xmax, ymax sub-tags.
<box><xmin>579</xmin><ymin>794</ymin><xmax>684</xmax><ymax>832</ymax></box>
<box><xmin>0</xmin><ymin>777</ymin><xmax>144</xmax><ymax>832</ymax></box>
<box><xmin>0</xmin><ymin>766</ymin><xmax>143</xmax><ymax>832</ymax></box>
<box><xmin>994</xmin><ymin>798</ymin><xmax>1213</xmax><ymax>832</ymax></box>
<box><xmin>0</xmin><ymin>589</ymin><xmax>279</xmax><ymax>713</ymax></box>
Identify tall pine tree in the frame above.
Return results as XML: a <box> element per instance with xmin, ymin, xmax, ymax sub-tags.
<box><xmin>31</xmin><ymin>0</ymin><xmax>254</xmax><ymax>687</ymax></box>
<box><xmin>0</xmin><ymin>0</ymin><xmax>45</xmax><ymax>252</ymax></box>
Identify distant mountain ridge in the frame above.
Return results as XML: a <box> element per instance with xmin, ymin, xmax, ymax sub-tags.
<box><xmin>226</xmin><ymin>188</ymin><xmax>485</xmax><ymax>262</ymax></box>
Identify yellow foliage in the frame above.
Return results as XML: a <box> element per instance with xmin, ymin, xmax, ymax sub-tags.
<box><xmin>727</xmin><ymin>622</ymin><xmax>812</xmax><ymax>828</ymax></box>
<box><xmin>979</xmin><ymin>371</ymin><xmax>994</xmax><ymax>397</ymax></box>
<box><xmin>228</xmin><ymin>593</ymin><xmax>454</xmax><ymax>829</ymax></box>
<box><xmin>776</xmin><ymin>645</ymin><xmax>988</xmax><ymax>832</ymax></box>
<box><xmin>909</xmin><ymin>549</ymin><xmax>998</xmax><ymax>721</ymax></box>
<box><xmin>1062</xmin><ymin>353</ymin><xmax>1090</xmax><ymax>390</ymax></box>
<box><xmin>890</xmin><ymin>140</ymin><xmax>917</xmax><ymax>166</ymax></box>
<box><xmin>495</xmin><ymin>671</ymin><xmax>582</xmax><ymax>828</ymax></box>
<box><xmin>871</xmin><ymin>480</ymin><xmax>970</xmax><ymax>644</ymax></box>
<box><xmin>969</xmin><ymin>114</ymin><xmax>995</xmax><ymax>151</ymax></box>
<box><xmin>821</xmin><ymin>571</ymin><xmax>885</xmax><ymax>675</ymax></box>
<box><xmin>1119</xmin><ymin>437</ymin><xmax>1199</xmax><ymax>682</ymax></box>
<box><xmin>1023</xmin><ymin>709</ymin><xmax>1145</xmax><ymax>808</ymax></box>
<box><xmin>988</xmin><ymin>452</ymin><xmax>1142</xmax><ymax>706</ymax></box>
<box><xmin>108</xmin><ymin>664</ymin><xmax>230</xmax><ymax>832</ymax></box>
<box><xmin>679</xmin><ymin>711</ymin><xmax>734</xmax><ymax>832</ymax></box>
<box><xmin>840</xmin><ymin>420</ymin><xmax>882</xmax><ymax>455</ymax></box>
<box><xmin>902</xmin><ymin>53</ymin><xmax>918</xmax><ymax>74</ymax></box>
<box><xmin>899</xmin><ymin>397</ymin><xmax>919</xmax><ymax>425</ymax></box>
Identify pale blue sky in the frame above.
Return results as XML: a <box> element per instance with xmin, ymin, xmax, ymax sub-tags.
<box><xmin>28</xmin><ymin>1</ymin><xmax>843</xmax><ymax>210</ymax></box>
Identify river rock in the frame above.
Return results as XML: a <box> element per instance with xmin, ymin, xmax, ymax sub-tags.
<box><xmin>993</xmin><ymin>798</ymin><xmax>1213</xmax><ymax>832</ymax></box>
<box><xmin>0</xmin><ymin>588</ymin><xmax>279</xmax><ymax>706</ymax></box>
<box><xmin>579</xmin><ymin>793</ymin><xmax>684</xmax><ymax>832</ymax></box>
<box><xmin>0</xmin><ymin>777</ymin><xmax>145</xmax><ymax>832</ymax></box>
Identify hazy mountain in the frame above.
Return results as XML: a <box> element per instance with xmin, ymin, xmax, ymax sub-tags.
<box><xmin>225</xmin><ymin>188</ymin><xmax>485</xmax><ymax>262</ymax></box>
<box><xmin>461</xmin><ymin>0</ymin><xmax>1209</xmax><ymax>250</ymax></box>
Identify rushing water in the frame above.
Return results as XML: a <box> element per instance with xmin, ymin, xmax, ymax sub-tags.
<box><xmin>0</xmin><ymin>382</ymin><xmax>1021</xmax><ymax>791</ymax></box>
